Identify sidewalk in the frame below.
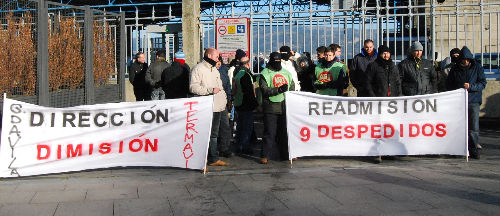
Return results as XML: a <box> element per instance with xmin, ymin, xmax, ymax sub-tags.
<box><xmin>0</xmin><ymin>129</ymin><xmax>499</xmax><ymax>216</ymax></box>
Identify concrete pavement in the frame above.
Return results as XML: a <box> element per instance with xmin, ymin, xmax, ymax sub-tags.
<box><xmin>0</xmin><ymin>128</ymin><xmax>499</xmax><ymax>216</ymax></box>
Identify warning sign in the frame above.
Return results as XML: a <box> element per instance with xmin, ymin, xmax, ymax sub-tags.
<box><xmin>216</xmin><ymin>18</ymin><xmax>250</xmax><ymax>63</ymax></box>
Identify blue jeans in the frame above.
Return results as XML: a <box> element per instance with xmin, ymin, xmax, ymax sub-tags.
<box><xmin>208</xmin><ymin>112</ymin><xmax>222</xmax><ymax>164</ymax></box>
<box><xmin>236</xmin><ymin>110</ymin><xmax>254</xmax><ymax>153</ymax></box>
<box><xmin>151</xmin><ymin>88</ymin><xmax>165</xmax><ymax>100</ymax></box>
<box><xmin>468</xmin><ymin>103</ymin><xmax>480</xmax><ymax>153</ymax></box>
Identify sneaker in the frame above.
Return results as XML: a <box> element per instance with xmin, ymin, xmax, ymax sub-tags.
<box><xmin>209</xmin><ymin>160</ymin><xmax>228</xmax><ymax>166</ymax></box>
<box><xmin>374</xmin><ymin>156</ymin><xmax>382</xmax><ymax>164</ymax></box>
<box><xmin>260</xmin><ymin>158</ymin><xmax>268</xmax><ymax>164</ymax></box>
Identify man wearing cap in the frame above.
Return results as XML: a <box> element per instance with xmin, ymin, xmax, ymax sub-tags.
<box><xmin>280</xmin><ymin>46</ymin><xmax>301</xmax><ymax>91</ymax></box>
<box><xmin>259</xmin><ymin>52</ymin><xmax>295</xmax><ymax>164</ymax></box>
<box><xmin>190</xmin><ymin>48</ymin><xmax>228</xmax><ymax>166</ymax></box>
<box><xmin>129</xmin><ymin>52</ymin><xmax>150</xmax><ymax>101</ymax></box>
<box><xmin>228</xmin><ymin>49</ymin><xmax>247</xmax><ymax>84</ymax></box>
<box><xmin>162</xmin><ymin>51</ymin><xmax>190</xmax><ymax>99</ymax></box>
<box><xmin>447</xmin><ymin>46</ymin><xmax>486</xmax><ymax>159</ymax></box>
<box><xmin>398</xmin><ymin>41</ymin><xmax>437</xmax><ymax>96</ymax></box>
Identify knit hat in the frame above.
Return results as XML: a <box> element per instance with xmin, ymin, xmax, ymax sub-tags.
<box><xmin>378</xmin><ymin>45</ymin><xmax>391</xmax><ymax>55</ymax></box>
<box><xmin>269</xmin><ymin>52</ymin><xmax>281</xmax><ymax>61</ymax></box>
<box><xmin>450</xmin><ymin>48</ymin><xmax>460</xmax><ymax>56</ymax></box>
<box><xmin>235</xmin><ymin>49</ymin><xmax>246</xmax><ymax>61</ymax></box>
<box><xmin>279</xmin><ymin>46</ymin><xmax>291</xmax><ymax>53</ymax></box>
<box><xmin>174</xmin><ymin>51</ymin><xmax>186</xmax><ymax>65</ymax></box>
<box><xmin>410</xmin><ymin>41</ymin><xmax>423</xmax><ymax>51</ymax></box>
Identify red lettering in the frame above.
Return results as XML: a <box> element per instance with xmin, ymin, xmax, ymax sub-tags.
<box><xmin>119</xmin><ymin>140</ymin><xmax>123</xmax><ymax>153</ymax></box>
<box><xmin>357</xmin><ymin>125</ymin><xmax>368</xmax><ymax>138</ymax></box>
<box><xmin>409</xmin><ymin>124</ymin><xmax>420</xmax><ymax>137</ymax></box>
<box><xmin>300</xmin><ymin>127</ymin><xmax>311</xmax><ymax>142</ymax></box>
<box><xmin>344</xmin><ymin>125</ymin><xmax>355</xmax><ymax>138</ymax></box>
<box><xmin>436</xmin><ymin>123</ymin><xmax>447</xmax><ymax>137</ymax></box>
<box><xmin>331</xmin><ymin>126</ymin><xmax>342</xmax><ymax>139</ymax></box>
<box><xmin>400</xmin><ymin>124</ymin><xmax>404</xmax><ymax>137</ymax></box>
<box><xmin>37</xmin><ymin>144</ymin><xmax>50</xmax><ymax>160</ymax></box>
<box><xmin>383</xmin><ymin>124</ymin><xmax>395</xmax><ymax>138</ymax></box>
<box><xmin>57</xmin><ymin>145</ymin><xmax>62</xmax><ymax>159</ymax></box>
<box><xmin>318</xmin><ymin>125</ymin><xmax>329</xmax><ymax>138</ymax></box>
<box><xmin>99</xmin><ymin>143</ymin><xmax>111</xmax><ymax>154</ymax></box>
<box><xmin>371</xmin><ymin>124</ymin><xmax>381</xmax><ymax>138</ymax></box>
<box><xmin>422</xmin><ymin>123</ymin><xmax>434</xmax><ymax>136</ymax></box>
<box><xmin>129</xmin><ymin>139</ymin><xmax>143</xmax><ymax>152</ymax></box>
<box><xmin>89</xmin><ymin>143</ymin><xmax>93</xmax><ymax>155</ymax></box>
<box><xmin>187</xmin><ymin>110</ymin><xmax>198</xmax><ymax>122</ymax></box>
<box><xmin>186</xmin><ymin>123</ymin><xmax>198</xmax><ymax>134</ymax></box>
<box><xmin>183</xmin><ymin>143</ymin><xmax>194</xmax><ymax>159</ymax></box>
<box><xmin>184</xmin><ymin>101</ymin><xmax>199</xmax><ymax>110</ymax></box>
<box><xmin>145</xmin><ymin>138</ymin><xmax>158</xmax><ymax>152</ymax></box>
<box><xmin>185</xmin><ymin>133</ymin><xmax>194</xmax><ymax>143</ymax></box>
<box><xmin>66</xmin><ymin>144</ymin><xmax>82</xmax><ymax>158</ymax></box>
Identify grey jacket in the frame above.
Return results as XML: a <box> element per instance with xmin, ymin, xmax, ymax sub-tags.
<box><xmin>145</xmin><ymin>58</ymin><xmax>170</xmax><ymax>88</ymax></box>
<box><xmin>398</xmin><ymin>56</ymin><xmax>437</xmax><ymax>96</ymax></box>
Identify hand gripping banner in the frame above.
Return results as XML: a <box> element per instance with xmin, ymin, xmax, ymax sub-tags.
<box><xmin>285</xmin><ymin>89</ymin><xmax>468</xmax><ymax>159</ymax></box>
<box><xmin>0</xmin><ymin>96</ymin><xmax>214</xmax><ymax>178</ymax></box>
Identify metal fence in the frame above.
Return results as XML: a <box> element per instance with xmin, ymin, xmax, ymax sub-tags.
<box><xmin>201</xmin><ymin>0</ymin><xmax>500</xmax><ymax>80</ymax></box>
<box><xmin>0</xmin><ymin>0</ymin><xmax>126</xmax><ymax>111</ymax></box>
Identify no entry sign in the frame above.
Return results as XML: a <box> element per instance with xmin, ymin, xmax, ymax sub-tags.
<box><xmin>215</xmin><ymin>17</ymin><xmax>250</xmax><ymax>63</ymax></box>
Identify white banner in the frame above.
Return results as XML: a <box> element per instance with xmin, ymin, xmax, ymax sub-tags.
<box><xmin>286</xmin><ymin>90</ymin><xmax>468</xmax><ymax>159</ymax></box>
<box><xmin>0</xmin><ymin>96</ymin><xmax>214</xmax><ymax>178</ymax></box>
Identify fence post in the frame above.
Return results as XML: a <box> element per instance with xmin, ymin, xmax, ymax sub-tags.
<box><xmin>120</xmin><ymin>12</ymin><xmax>126</xmax><ymax>101</ymax></box>
<box><xmin>37</xmin><ymin>0</ymin><xmax>49</xmax><ymax>106</ymax></box>
<box><xmin>84</xmin><ymin>5</ymin><xmax>95</xmax><ymax>105</ymax></box>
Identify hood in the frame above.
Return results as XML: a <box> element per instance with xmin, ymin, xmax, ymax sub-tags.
<box><xmin>361</xmin><ymin>48</ymin><xmax>377</xmax><ymax>57</ymax></box>
<box><xmin>460</xmin><ymin>46</ymin><xmax>474</xmax><ymax>60</ymax></box>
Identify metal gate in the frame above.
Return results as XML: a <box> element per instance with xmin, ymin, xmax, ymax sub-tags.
<box><xmin>201</xmin><ymin>0</ymin><xmax>500</xmax><ymax>80</ymax></box>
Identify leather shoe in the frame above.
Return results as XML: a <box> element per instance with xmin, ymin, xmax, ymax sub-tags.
<box><xmin>260</xmin><ymin>158</ymin><xmax>268</xmax><ymax>164</ymax></box>
<box><xmin>209</xmin><ymin>160</ymin><xmax>228</xmax><ymax>166</ymax></box>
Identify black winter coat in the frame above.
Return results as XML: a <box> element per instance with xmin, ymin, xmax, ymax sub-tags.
<box><xmin>398</xmin><ymin>57</ymin><xmax>437</xmax><ymax>96</ymax></box>
<box><xmin>446</xmin><ymin>46</ymin><xmax>486</xmax><ymax>104</ymax></box>
<box><xmin>145</xmin><ymin>58</ymin><xmax>170</xmax><ymax>88</ymax></box>
<box><xmin>350</xmin><ymin>49</ymin><xmax>378</xmax><ymax>95</ymax></box>
<box><xmin>161</xmin><ymin>61</ymin><xmax>190</xmax><ymax>99</ymax></box>
<box><xmin>129</xmin><ymin>61</ymin><xmax>148</xmax><ymax>87</ymax></box>
<box><xmin>365</xmin><ymin>58</ymin><xmax>402</xmax><ymax>97</ymax></box>
<box><xmin>234</xmin><ymin>68</ymin><xmax>258</xmax><ymax>112</ymax></box>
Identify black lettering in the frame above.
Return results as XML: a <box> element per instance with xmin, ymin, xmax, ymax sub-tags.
<box><xmin>30</xmin><ymin>112</ymin><xmax>44</xmax><ymax>126</ymax></box>
<box><xmin>359</xmin><ymin>102</ymin><xmax>372</xmax><ymax>115</ymax></box>
<box><xmin>334</xmin><ymin>101</ymin><xmax>346</xmax><ymax>114</ymax></box>
<box><xmin>309</xmin><ymin>102</ymin><xmax>320</xmax><ymax>115</ymax></box>
<box><xmin>141</xmin><ymin>110</ymin><xmax>155</xmax><ymax>123</ymax></box>
<box><xmin>94</xmin><ymin>113</ymin><xmax>107</xmax><ymax>127</ymax></box>
<box><xmin>10</xmin><ymin>104</ymin><xmax>22</xmax><ymax>113</ymax></box>
<box><xmin>412</xmin><ymin>99</ymin><xmax>425</xmax><ymax>113</ymax></box>
<box><xmin>323</xmin><ymin>102</ymin><xmax>333</xmax><ymax>115</ymax></box>
<box><xmin>387</xmin><ymin>101</ymin><xmax>398</xmax><ymax>114</ymax></box>
<box><xmin>156</xmin><ymin>109</ymin><xmax>169</xmax><ymax>123</ymax></box>
<box><xmin>348</xmin><ymin>101</ymin><xmax>359</xmax><ymax>115</ymax></box>
<box><xmin>426</xmin><ymin>99</ymin><xmax>437</xmax><ymax>112</ymax></box>
<box><xmin>63</xmin><ymin>113</ymin><xmax>76</xmax><ymax>127</ymax></box>
<box><xmin>78</xmin><ymin>112</ymin><xmax>91</xmax><ymax>127</ymax></box>
<box><xmin>111</xmin><ymin>113</ymin><xmax>124</xmax><ymax>126</ymax></box>
<box><xmin>11</xmin><ymin>115</ymin><xmax>21</xmax><ymax>124</ymax></box>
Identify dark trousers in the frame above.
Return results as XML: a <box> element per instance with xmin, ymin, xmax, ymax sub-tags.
<box><xmin>262</xmin><ymin>113</ymin><xmax>288</xmax><ymax>160</ymax></box>
<box><xmin>208</xmin><ymin>112</ymin><xmax>222</xmax><ymax>164</ymax></box>
<box><xmin>468</xmin><ymin>103</ymin><xmax>480</xmax><ymax>154</ymax></box>
<box><xmin>236</xmin><ymin>110</ymin><xmax>254</xmax><ymax>153</ymax></box>
<box><xmin>133</xmin><ymin>86</ymin><xmax>151</xmax><ymax>101</ymax></box>
<box><xmin>218</xmin><ymin>108</ymin><xmax>232</xmax><ymax>155</ymax></box>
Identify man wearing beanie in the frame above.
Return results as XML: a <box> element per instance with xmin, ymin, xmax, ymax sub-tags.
<box><xmin>228</xmin><ymin>49</ymin><xmax>247</xmax><ymax>85</ymax></box>
<box><xmin>438</xmin><ymin>48</ymin><xmax>461</xmax><ymax>92</ymax></box>
<box><xmin>398</xmin><ymin>41</ymin><xmax>437</xmax><ymax>96</ymax></box>
<box><xmin>364</xmin><ymin>45</ymin><xmax>402</xmax><ymax>163</ymax></box>
<box><xmin>447</xmin><ymin>46</ymin><xmax>486</xmax><ymax>159</ymax></box>
<box><xmin>280</xmin><ymin>46</ymin><xmax>301</xmax><ymax>91</ymax></box>
<box><xmin>350</xmin><ymin>39</ymin><xmax>378</xmax><ymax>96</ymax></box>
<box><xmin>259</xmin><ymin>52</ymin><xmax>295</xmax><ymax>164</ymax></box>
<box><xmin>190</xmin><ymin>48</ymin><xmax>228</xmax><ymax>166</ymax></box>
<box><xmin>162</xmin><ymin>51</ymin><xmax>190</xmax><ymax>99</ymax></box>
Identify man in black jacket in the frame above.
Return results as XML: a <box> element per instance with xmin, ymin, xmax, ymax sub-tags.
<box><xmin>233</xmin><ymin>56</ymin><xmax>258</xmax><ymax>155</ymax></box>
<box><xmin>146</xmin><ymin>50</ymin><xmax>170</xmax><ymax>100</ymax></box>
<box><xmin>447</xmin><ymin>46</ymin><xmax>486</xmax><ymax>159</ymax></box>
<box><xmin>350</xmin><ymin>39</ymin><xmax>378</xmax><ymax>96</ymax></box>
<box><xmin>162</xmin><ymin>51</ymin><xmax>190</xmax><ymax>99</ymax></box>
<box><xmin>129</xmin><ymin>52</ymin><xmax>150</xmax><ymax>101</ymax></box>
<box><xmin>398</xmin><ymin>41</ymin><xmax>437</xmax><ymax>96</ymax></box>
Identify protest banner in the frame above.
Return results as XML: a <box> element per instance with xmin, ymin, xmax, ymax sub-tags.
<box><xmin>0</xmin><ymin>96</ymin><xmax>214</xmax><ymax>178</ymax></box>
<box><xmin>285</xmin><ymin>90</ymin><xmax>468</xmax><ymax>159</ymax></box>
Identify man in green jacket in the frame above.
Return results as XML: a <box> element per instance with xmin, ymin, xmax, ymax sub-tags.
<box><xmin>259</xmin><ymin>52</ymin><xmax>295</xmax><ymax>164</ymax></box>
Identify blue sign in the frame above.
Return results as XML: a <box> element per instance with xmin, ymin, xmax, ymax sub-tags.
<box><xmin>237</xmin><ymin>25</ymin><xmax>245</xmax><ymax>33</ymax></box>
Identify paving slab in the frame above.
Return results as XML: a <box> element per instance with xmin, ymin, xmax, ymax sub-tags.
<box><xmin>31</xmin><ymin>190</ymin><xmax>86</xmax><ymax>204</ymax></box>
<box><xmin>54</xmin><ymin>200</ymin><xmax>113</xmax><ymax>216</ymax></box>
<box><xmin>114</xmin><ymin>198</ymin><xmax>172</xmax><ymax>216</ymax></box>
<box><xmin>85</xmin><ymin>187</ymin><xmax>138</xmax><ymax>201</ymax></box>
<box><xmin>0</xmin><ymin>203</ymin><xmax>57</xmax><ymax>216</ymax></box>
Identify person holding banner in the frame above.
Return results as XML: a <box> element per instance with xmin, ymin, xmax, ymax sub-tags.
<box><xmin>190</xmin><ymin>48</ymin><xmax>229</xmax><ymax>166</ymax></box>
<box><xmin>313</xmin><ymin>45</ymin><xmax>349</xmax><ymax>96</ymax></box>
<box><xmin>259</xmin><ymin>52</ymin><xmax>295</xmax><ymax>164</ymax></box>
<box><xmin>446</xmin><ymin>46</ymin><xmax>486</xmax><ymax>159</ymax></box>
<box><xmin>364</xmin><ymin>45</ymin><xmax>402</xmax><ymax>163</ymax></box>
